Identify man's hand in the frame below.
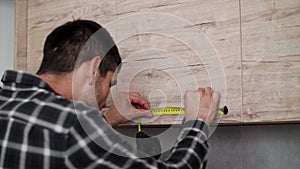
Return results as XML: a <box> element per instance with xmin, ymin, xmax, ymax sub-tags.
<box><xmin>104</xmin><ymin>92</ymin><xmax>153</xmax><ymax>126</ymax></box>
<box><xmin>184</xmin><ymin>87</ymin><xmax>220</xmax><ymax>124</ymax></box>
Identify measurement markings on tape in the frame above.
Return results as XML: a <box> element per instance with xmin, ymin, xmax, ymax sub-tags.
<box><xmin>150</xmin><ymin>106</ymin><xmax>228</xmax><ymax>116</ymax></box>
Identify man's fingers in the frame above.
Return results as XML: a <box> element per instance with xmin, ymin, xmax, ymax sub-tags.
<box><xmin>205</xmin><ymin>87</ymin><xmax>212</xmax><ymax>96</ymax></box>
<box><xmin>200</xmin><ymin>87</ymin><xmax>212</xmax><ymax>108</ymax></box>
<box><xmin>132</xmin><ymin>109</ymin><xmax>153</xmax><ymax>118</ymax></box>
<box><xmin>125</xmin><ymin>92</ymin><xmax>150</xmax><ymax>110</ymax></box>
<box><xmin>184</xmin><ymin>87</ymin><xmax>221</xmax><ymax>124</ymax></box>
<box><xmin>130</xmin><ymin>97</ymin><xmax>150</xmax><ymax>110</ymax></box>
<box><xmin>198</xmin><ymin>88</ymin><xmax>205</xmax><ymax>96</ymax></box>
<box><xmin>129</xmin><ymin>93</ymin><xmax>153</xmax><ymax>118</ymax></box>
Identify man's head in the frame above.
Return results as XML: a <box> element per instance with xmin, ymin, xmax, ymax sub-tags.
<box><xmin>37</xmin><ymin>20</ymin><xmax>121</xmax><ymax>108</ymax></box>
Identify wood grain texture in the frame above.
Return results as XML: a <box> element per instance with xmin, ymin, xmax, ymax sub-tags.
<box><xmin>242</xmin><ymin>61</ymin><xmax>300</xmax><ymax>122</ymax></box>
<box><xmin>241</xmin><ymin>0</ymin><xmax>300</xmax><ymax>61</ymax></box>
<box><xmin>18</xmin><ymin>0</ymin><xmax>242</xmax><ymax>125</ymax></box>
<box><xmin>241</xmin><ymin>0</ymin><xmax>300</xmax><ymax>123</ymax></box>
<box><xmin>14</xmin><ymin>0</ymin><xmax>28</xmax><ymax>71</ymax></box>
<box><xmin>27</xmin><ymin>0</ymin><xmax>117</xmax><ymax>73</ymax></box>
<box><xmin>114</xmin><ymin>0</ymin><xmax>242</xmax><ymax>124</ymax></box>
<box><xmin>14</xmin><ymin>0</ymin><xmax>300</xmax><ymax>125</ymax></box>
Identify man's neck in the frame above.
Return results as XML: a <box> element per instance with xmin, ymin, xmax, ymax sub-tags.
<box><xmin>39</xmin><ymin>73</ymin><xmax>73</xmax><ymax>100</ymax></box>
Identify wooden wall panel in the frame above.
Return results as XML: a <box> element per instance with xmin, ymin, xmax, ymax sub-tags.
<box><xmin>241</xmin><ymin>0</ymin><xmax>300</xmax><ymax>123</ymax></box>
<box><xmin>14</xmin><ymin>0</ymin><xmax>300</xmax><ymax>124</ymax></box>
<box><xmin>113</xmin><ymin>0</ymin><xmax>242</xmax><ymax>124</ymax></box>
<box><xmin>27</xmin><ymin>0</ymin><xmax>117</xmax><ymax>73</ymax></box>
<box><xmin>14</xmin><ymin>0</ymin><xmax>28</xmax><ymax>71</ymax></box>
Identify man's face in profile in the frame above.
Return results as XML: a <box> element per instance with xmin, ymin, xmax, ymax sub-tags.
<box><xmin>95</xmin><ymin>69</ymin><xmax>117</xmax><ymax>109</ymax></box>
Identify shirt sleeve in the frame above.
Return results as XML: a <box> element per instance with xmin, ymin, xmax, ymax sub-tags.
<box><xmin>65</xmin><ymin>108</ymin><xmax>209</xmax><ymax>169</ymax></box>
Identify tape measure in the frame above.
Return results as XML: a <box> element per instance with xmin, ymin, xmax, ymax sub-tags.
<box><xmin>150</xmin><ymin>106</ymin><xmax>228</xmax><ymax>116</ymax></box>
<box><xmin>137</xmin><ymin>106</ymin><xmax>228</xmax><ymax>137</ymax></box>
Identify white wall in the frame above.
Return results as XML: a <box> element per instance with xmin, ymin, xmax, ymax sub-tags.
<box><xmin>0</xmin><ymin>0</ymin><xmax>14</xmax><ymax>83</ymax></box>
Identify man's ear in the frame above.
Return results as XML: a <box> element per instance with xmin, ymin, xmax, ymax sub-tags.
<box><xmin>87</xmin><ymin>56</ymin><xmax>101</xmax><ymax>85</ymax></box>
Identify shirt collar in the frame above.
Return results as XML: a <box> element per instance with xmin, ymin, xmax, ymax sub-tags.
<box><xmin>1</xmin><ymin>70</ymin><xmax>55</xmax><ymax>93</ymax></box>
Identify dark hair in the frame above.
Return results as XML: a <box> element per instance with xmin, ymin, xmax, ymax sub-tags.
<box><xmin>36</xmin><ymin>20</ymin><xmax>121</xmax><ymax>76</ymax></box>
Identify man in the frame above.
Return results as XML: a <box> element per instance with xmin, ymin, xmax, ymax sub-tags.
<box><xmin>0</xmin><ymin>20</ymin><xmax>220</xmax><ymax>168</ymax></box>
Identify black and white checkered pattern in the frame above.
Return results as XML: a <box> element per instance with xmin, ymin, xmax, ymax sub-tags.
<box><xmin>0</xmin><ymin>70</ymin><xmax>209</xmax><ymax>169</ymax></box>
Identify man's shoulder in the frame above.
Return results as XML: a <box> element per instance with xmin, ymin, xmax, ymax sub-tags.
<box><xmin>41</xmin><ymin>92</ymin><xmax>107</xmax><ymax>129</ymax></box>
<box><xmin>1</xmin><ymin>87</ymin><xmax>100</xmax><ymax>134</ymax></box>
<box><xmin>0</xmin><ymin>70</ymin><xmax>104</xmax><ymax>134</ymax></box>
<box><xmin>31</xmin><ymin>93</ymin><xmax>102</xmax><ymax>133</ymax></box>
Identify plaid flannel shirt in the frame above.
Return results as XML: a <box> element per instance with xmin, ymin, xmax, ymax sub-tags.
<box><xmin>0</xmin><ymin>70</ymin><xmax>209</xmax><ymax>169</ymax></box>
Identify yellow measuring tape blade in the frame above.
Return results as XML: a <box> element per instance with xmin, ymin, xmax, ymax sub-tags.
<box><xmin>150</xmin><ymin>107</ymin><xmax>226</xmax><ymax>116</ymax></box>
<box><xmin>137</xmin><ymin>118</ymin><xmax>141</xmax><ymax>132</ymax></box>
<box><xmin>138</xmin><ymin>107</ymin><xmax>227</xmax><ymax>132</ymax></box>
